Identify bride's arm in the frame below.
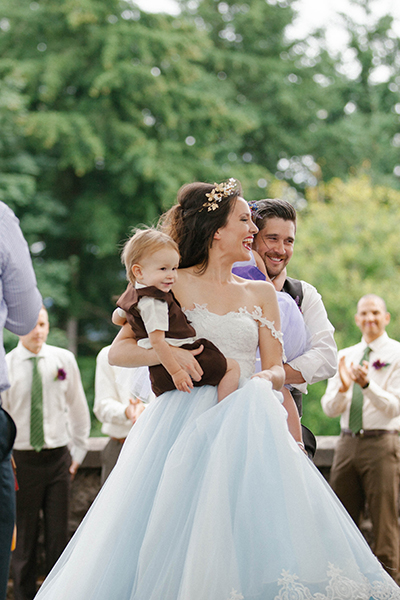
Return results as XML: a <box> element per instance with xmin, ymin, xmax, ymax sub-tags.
<box><xmin>252</xmin><ymin>282</ymin><xmax>304</xmax><ymax>445</ymax></box>
<box><xmin>252</xmin><ymin>283</ymin><xmax>285</xmax><ymax>391</ymax></box>
<box><xmin>108</xmin><ymin>323</ymin><xmax>204</xmax><ymax>381</ymax></box>
<box><xmin>109</xmin><ymin>324</ymin><xmax>159</xmax><ymax>367</ymax></box>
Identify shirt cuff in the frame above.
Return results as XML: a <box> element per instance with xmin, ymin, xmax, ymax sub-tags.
<box><xmin>291</xmin><ymin>381</ymin><xmax>308</xmax><ymax>394</ymax></box>
<box><xmin>70</xmin><ymin>445</ymin><xmax>87</xmax><ymax>465</ymax></box>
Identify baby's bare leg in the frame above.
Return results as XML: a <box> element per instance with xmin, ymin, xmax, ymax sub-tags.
<box><xmin>217</xmin><ymin>358</ymin><xmax>240</xmax><ymax>402</ymax></box>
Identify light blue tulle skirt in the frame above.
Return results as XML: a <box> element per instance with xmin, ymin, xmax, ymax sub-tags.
<box><xmin>34</xmin><ymin>379</ymin><xmax>399</xmax><ymax>600</ymax></box>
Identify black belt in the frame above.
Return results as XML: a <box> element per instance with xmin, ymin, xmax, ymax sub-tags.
<box><xmin>341</xmin><ymin>429</ymin><xmax>399</xmax><ymax>438</ymax></box>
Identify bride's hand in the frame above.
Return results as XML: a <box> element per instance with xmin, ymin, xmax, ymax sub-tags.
<box><xmin>170</xmin><ymin>345</ymin><xmax>204</xmax><ymax>382</ymax></box>
<box><xmin>252</xmin><ymin>365</ymin><xmax>285</xmax><ymax>390</ymax></box>
<box><xmin>251</xmin><ymin>370</ymin><xmax>273</xmax><ymax>384</ymax></box>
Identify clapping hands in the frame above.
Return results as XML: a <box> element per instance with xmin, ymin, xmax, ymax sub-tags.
<box><xmin>338</xmin><ymin>356</ymin><xmax>369</xmax><ymax>393</ymax></box>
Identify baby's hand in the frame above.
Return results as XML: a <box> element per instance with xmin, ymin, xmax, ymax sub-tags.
<box><xmin>172</xmin><ymin>369</ymin><xmax>194</xmax><ymax>393</ymax></box>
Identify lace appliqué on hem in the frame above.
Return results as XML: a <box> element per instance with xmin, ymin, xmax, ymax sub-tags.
<box><xmin>226</xmin><ymin>563</ymin><xmax>399</xmax><ymax>600</ymax></box>
<box><xmin>240</xmin><ymin>306</ymin><xmax>286</xmax><ymax>362</ymax></box>
<box><xmin>227</xmin><ymin>590</ymin><xmax>244</xmax><ymax>600</ymax></box>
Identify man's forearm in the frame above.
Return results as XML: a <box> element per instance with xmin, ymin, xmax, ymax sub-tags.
<box><xmin>284</xmin><ymin>363</ymin><xmax>306</xmax><ymax>385</ymax></box>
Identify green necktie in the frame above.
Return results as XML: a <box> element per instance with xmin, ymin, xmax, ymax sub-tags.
<box><xmin>348</xmin><ymin>346</ymin><xmax>372</xmax><ymax>434</ymax></box>
<box><xmin>30</xmin><ymin>356</ymin><xmax>44</xmax><ymax>452</ymax></box>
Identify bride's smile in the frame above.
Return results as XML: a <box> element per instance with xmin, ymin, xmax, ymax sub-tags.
<box><xmin>214</xmin><ymin>197</ymin><xmax>258</xmax><ymax>263</ymax></box>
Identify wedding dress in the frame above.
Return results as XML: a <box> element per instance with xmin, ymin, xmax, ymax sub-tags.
<box><xmin>34</xmin><ymin>305</ymin><xmax>400</xmax><ymax>600</ymax></box>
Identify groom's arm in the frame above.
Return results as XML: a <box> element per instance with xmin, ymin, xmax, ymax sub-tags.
<box><xmin>288</xmin><ymin>281</ymin><xmax>337</xmax><ymax>391</ymax></box>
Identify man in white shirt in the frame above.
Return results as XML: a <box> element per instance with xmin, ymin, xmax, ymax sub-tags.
<box><xmin>3</xmin><ymin>307</ymin><xmax>90</xmax><ymax>600</ymax></box>
<box><xmin>321</xmin><ymin>295</ymin><xmax>400</xmax><ymax>582</ymax></box>
<box><xmin>94</xmin><ymin>345</ymin><xmax>153</xmax><ymax>485</ymax></box>
<box><xmin>252</xmin><ymin>198</ymin><xmax>337</xmax><ymax>455</ymax></box>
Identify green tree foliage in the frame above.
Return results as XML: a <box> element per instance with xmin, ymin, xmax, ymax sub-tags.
<box><xmin>0</xmin><ymin>0</ymin><xmax>264</xmax><ymax>353</ymax></box>
<box><xmin>178</xmin><ymin>0</ymin><xmax>328</xmax><ymax>188</ymax></box>
<box><xmin>177</xmin><ymin>0</ymin><xmax>400</xmax><ymax>192</ymax></box>
<box><xmin>292</xmin><ymin>0</ymin><xmax>400</xmax><ymax>186</ymax></box>
<box><xmin>294</xmin><ymin>175</ymin><xmax>400</xmax><ymax>348</ymax></box>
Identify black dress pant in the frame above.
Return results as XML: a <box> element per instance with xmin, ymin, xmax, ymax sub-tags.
<box><xmin>0</xmin><ymin>406</ymin><xmax>16</xmax><ymax>600</ymax></box>
<box><xmin>11</xmin><ymin>447</ymin><xmax>71</xmax><ymax>600</ymax></box>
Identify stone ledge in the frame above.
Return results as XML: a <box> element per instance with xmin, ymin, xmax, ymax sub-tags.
<box><xmin>82</xmin><ymin>436</ymin><xmax>340</xmax><ymax>469</ymax></box>
<box><xmin>314</xmin><ymin>435</ymin><xmax>338</xmax><ymax>467</ymax></box>
<box><xmin>81</xmin><ymin>437</ymin><xmax>108</xmax><ymax>468</ymax></box>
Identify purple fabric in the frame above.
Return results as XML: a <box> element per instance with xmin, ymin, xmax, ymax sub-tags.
<box><xmin>232</xmin><ymin>265</ymin><xmax>267</xmax><ymax>281</ymax></box>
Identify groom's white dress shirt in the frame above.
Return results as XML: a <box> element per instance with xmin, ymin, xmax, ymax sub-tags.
<box><xmin>288</xmin><ymin>280</ymin><xmax>337</xmax><ymax>394</ymax></box>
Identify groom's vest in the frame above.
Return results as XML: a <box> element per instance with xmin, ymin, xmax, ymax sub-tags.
<box><xmin>281</xmin><ymin>277</ymin><xmax>304</xmax><ymax>416</ymax></box>
<box><xmin>282</xmin><ymin>277</ymin><xmax>304</xmax><ymax>310</ymax></box>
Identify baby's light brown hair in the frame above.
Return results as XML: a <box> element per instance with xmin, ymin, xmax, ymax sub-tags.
<box><xmin>121</xmin><ymin>227</ymin><xmax>180</xmax><ymax>285</ymax></box>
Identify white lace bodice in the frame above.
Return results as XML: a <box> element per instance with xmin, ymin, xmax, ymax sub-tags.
<box><xmin>184</xmin><ymin>304</ymin><xmax>283</xmax><ymax>383</ymax></box>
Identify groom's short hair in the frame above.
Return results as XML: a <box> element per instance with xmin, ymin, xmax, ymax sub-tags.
<box><xmin>253</xmin><ymin>198</ymin><xmax>297</xmax><ymax>232</ymax></box>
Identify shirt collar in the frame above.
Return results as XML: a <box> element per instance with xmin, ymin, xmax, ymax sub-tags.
<box><xmin>135</xmin><ymin>282</ymin><xmax>146</xmax><ymax>289</ymax></box>
<box><xmin>18</xmin><ymin>341</ymin><xmax>49</xmax><ymax>360</ymax></box>
<box><xmin>361</xmin><ymin>331</ymin><xmax>388</xmax><ymax>353</ymax></box>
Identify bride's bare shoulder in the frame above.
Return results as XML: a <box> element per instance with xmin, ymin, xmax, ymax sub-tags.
<box><xmin>238</xmin><ymin>279</ymin><xmax>279</xmax><ymax>314</ymax></box>
<box><xmin>177</xmin><ymin>266</ymin><xmax>195</xmax><ymax>277</ymax></box>
<box><xmin>173</xmin><ymin>268</ymin><xmax>198</xmax><ymax>300</ymax></box>
<box><xmin>175</xmin><ymin>267</ymin><xmax>196</xmax><ymax>287</ymax></box>
<box><xmin>233</xmin><ymin>275</ymin><xmax>276</xmax><ymax>296</ymax></box>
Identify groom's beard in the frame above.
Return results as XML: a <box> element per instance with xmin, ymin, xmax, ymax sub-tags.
<box><xmin>263</xmin><ymin>252</ymin><xmax>289</xmax><ymax>279</ymax></box>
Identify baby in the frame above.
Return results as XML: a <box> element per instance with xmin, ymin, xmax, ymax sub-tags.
<box><xmin>115</xmin><ymin>228</ymin><xmax>240</xmax><ymax>401</ymax></box>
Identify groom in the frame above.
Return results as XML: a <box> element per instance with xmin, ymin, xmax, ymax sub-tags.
<box><xmin>252</xmin><ymin>198</ymin><xmax>337</xmax><ymax>456</ymax></box>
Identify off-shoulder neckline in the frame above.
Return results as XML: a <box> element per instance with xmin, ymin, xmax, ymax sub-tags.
<box><xmin>184</xmin><ymin>302</ymin><xmax>257</xmax><ymax>317</ymax></box>
<box><xmin>183</xmin><ymin>303</ymin><xmax>285</xmax><ymax>358</ymax></box>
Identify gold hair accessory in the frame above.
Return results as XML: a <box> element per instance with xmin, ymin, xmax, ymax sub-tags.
<box><xmin>201</xmin><ymin>178</ymin><xmax>238</xmax><ymax>212</ymax></box>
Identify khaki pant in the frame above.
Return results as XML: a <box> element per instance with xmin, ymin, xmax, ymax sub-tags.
<box><xmin>330</xmin><ymin>433</ymin><xmax>400</xmax><ymax>581</ymax></box>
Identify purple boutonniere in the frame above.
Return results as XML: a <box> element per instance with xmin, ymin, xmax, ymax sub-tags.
<box><xmin>55</xmin><ymin>368</ymin><xmax>67</xmax><ymax>381</ymax></box>
<box><xmin>372</xmin><ymin>359</ymin><xmax>390</xmax><ymax>370</ymax></box>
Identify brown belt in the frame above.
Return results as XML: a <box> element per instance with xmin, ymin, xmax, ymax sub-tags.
<box><xmin>341</xmin><ymin>429</ymin><xmax>399</xmax><ymax>438</ymax></box>
<box><xmin>111</xmin><ymin>437</ymin><xmax>126</xmax><ymax>444</ymax></box>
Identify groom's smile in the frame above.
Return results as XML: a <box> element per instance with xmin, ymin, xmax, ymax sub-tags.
<box><xmin>253</xmin><ymin>217</ymin><xmax>295</xmax><ymax>278</ymax></box>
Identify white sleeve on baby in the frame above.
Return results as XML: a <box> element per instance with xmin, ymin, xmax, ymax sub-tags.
<box><xmin>137</xmin><ymin>296</ymin><xmax>169</xmax><ymax>333</ymax></box>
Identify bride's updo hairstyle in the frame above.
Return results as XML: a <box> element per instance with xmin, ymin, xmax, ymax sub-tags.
<box><xmin>160</xmin><ymin>179</ymin><xmax>242</xmax><ymax>272</ymax></box>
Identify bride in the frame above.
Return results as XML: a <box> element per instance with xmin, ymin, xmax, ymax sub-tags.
<box><xmin>34</xmin><ymin>180</ymin><xmax>399</xmax><ymax>599</ymax></box>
